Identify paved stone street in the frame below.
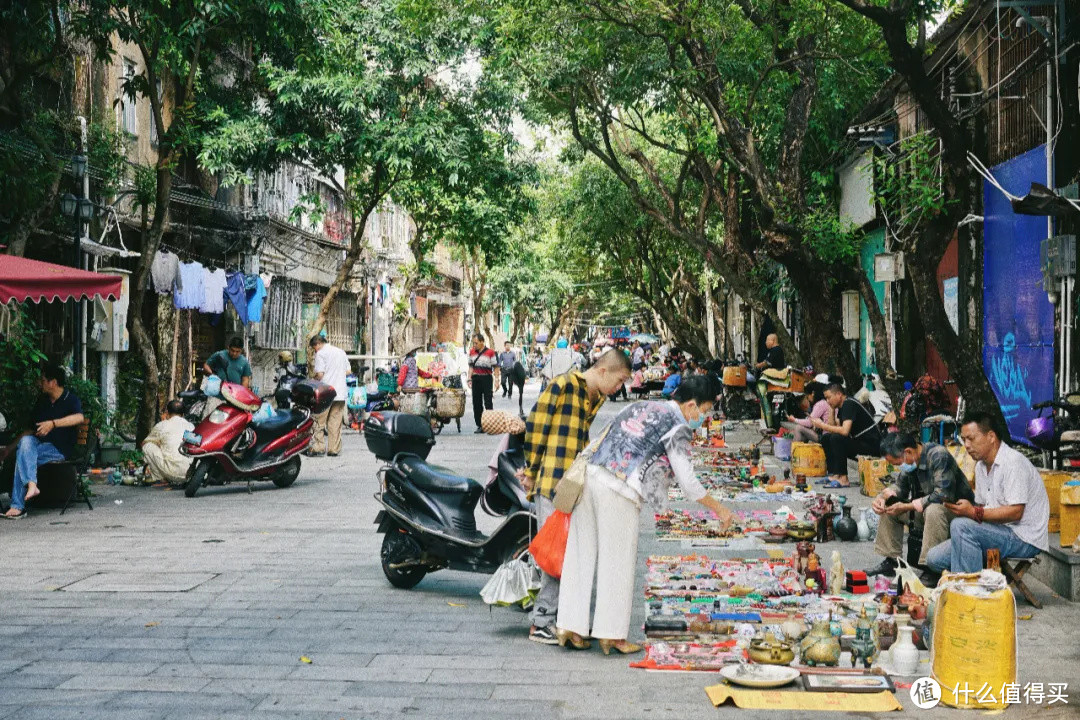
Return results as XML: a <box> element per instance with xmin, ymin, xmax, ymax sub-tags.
<box><xmin>2</xmin><ymin>381</ymin><xmax>1079</xmax><ymax>719</ymax></box>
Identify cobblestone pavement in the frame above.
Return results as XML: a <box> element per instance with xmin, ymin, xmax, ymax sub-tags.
<box><xmin>2</xmin><ymin>381</ymin><xmax>1078</xmax><ymax>719</ymax></box>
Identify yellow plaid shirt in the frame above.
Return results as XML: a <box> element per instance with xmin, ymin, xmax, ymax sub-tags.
<box><xmin>524</xmin><ymin>372</ymin><xmax>604</xmax><ymax>500</ymax></box>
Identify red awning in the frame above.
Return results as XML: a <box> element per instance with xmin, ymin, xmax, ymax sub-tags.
<box><xmin>0</xmin><ymin>255</ymin><xmax>123</xmax><ymax>305</ymax></box>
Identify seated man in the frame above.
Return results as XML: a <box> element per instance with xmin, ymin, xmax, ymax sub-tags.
<box><xmin>142</xmin><ymin>400</ymin><xmax>195</xmax><ymax>485</ymax></box>
<box><xmin>868</xmin><ymin>432</ymin><xmax>975</xmax><ymax>584</ymax></box>
<box><xmin>1</xmin><ymin>364</ymin><xmax>84</xmax><ymax>519</ymax></box>
<box><xmin>661</xmin><ymin>366</ymin><xmax>682</xmax><ymax>398</ymax></box>
<box><xmin>926</xmin><ymin>411</ymin><xmax>1049</xmax><ymax>574</ymax></box>
<box><xmin>812</xmin><ymin>384</ymin><xmax>883</xmax><ymax>487</ymax></box>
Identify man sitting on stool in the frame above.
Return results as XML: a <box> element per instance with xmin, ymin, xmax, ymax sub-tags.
<box><xmin>867</xmin><ymin>432</ymin><xmax>974</xmax><ymax>585</ymax></box>
<box><xmin>1</xmin><ymin>364</ymin><xmax>84</xmax><ymax>519</ymax></box>
<box><xmin>142</xmin><ymin>400</ymin><xmax>195</xmax><ymax>485</ymax></box>
<box><xmin>926</xmin><ymin>411</ymin><xmax>1049</xmax><ymax>574</ymax></box>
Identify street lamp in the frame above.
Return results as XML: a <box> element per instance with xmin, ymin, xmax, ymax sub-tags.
<box><xmin>60</xmin><ymin>192</ymin><xmax>78</xmax><ymax>217</ymax></box>
<box><xmin>77</xmin><ymin>198</ymin><xmax>95</xmax><ymax>221</ymax></box>
<box><xmin>71</xmin><ymin>154</ymin><xmax>87</xmax><ymax>180</ymax></box>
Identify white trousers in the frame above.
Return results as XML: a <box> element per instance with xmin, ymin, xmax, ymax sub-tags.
<box><xmin>557</xmin><ymin>465</ymin><xmax>640</xmax><ymax>640</ymax></box>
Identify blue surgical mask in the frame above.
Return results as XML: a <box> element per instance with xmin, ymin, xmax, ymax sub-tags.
<box><xmin>687</xmin><ymin>410</ymin><xmax>704</xmax><ymax>430</ymax></box>
<box><xmin>899</xmin><ymin>462</ymin><xmax>917</xmax><ymax>473</ymax></box>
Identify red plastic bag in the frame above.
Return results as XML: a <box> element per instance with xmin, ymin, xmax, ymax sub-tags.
<box><xmin>529</xmin><ymin>510</ymin><xmax>572</xmax><ymax>579</ymax></box>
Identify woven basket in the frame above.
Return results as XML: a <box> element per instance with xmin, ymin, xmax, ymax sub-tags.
<box><xmin>397</xmin><ymin>391</ymin><xmax>430</xmax><ymax>416</ymax></box>
<box><xmin>434</xmin><ymin>388</ymin><xmax>466</xmax><ymax>418</ymax></box>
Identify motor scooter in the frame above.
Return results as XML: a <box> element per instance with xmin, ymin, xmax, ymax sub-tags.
<box><xmin>1028</xmin><ymin>395</ymin><xmax>1080</xmax><ymax>468</ymax></box>
<box><xmin>719</xmin><ymin>355</ymin><xmax>760</xmax><ymax>421</ymax></box>
<box><xmin>179</xmin><ymin>380</ymin><xmax>335</xmax><ymax>497</ymax></box>
<box><xmin>364</xmin><ymin>411</ymin><xmax>533</xmax><ymax>589</ymax></box>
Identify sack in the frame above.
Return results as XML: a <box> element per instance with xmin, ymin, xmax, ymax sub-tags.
<box><xmin>481</xmin><ymin>410</ymin><xmax>525</xmax><ymax>435</ymax></box>
<box><xmin>529</xmin><ymin>510</ymin><xmax>572</xmax><ymax>579</ymax></box>
<box><xmin>201</xmin><ymin>374</ymin><xmax>222</xmax><ymax>398</ymax></box>
<box><xmin>480</xmin><ymin>557</ymin><xmax>541</xmax><ymax>608</ymax></box>
<box><xmin>347</xmin><ymin>385</ymin><xmax>367</xmax><ymax>411</ymax></box>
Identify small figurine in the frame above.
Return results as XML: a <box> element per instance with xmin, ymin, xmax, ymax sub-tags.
<box><xmin>795</xmin><ymin>541</ymin><xmax>815</xmax><ymax>574</ymax></box>
<box><xmin>849</xmin><ymin>607</ymin><xmax>880</xmax><ymax>669</ymax></box>
<box><xmin>828</xmin><ymin>550</ymin><xmax>845</xmax><ymax>595</ymax></box>
<box><xmin>805</xmin><ymin>549</ymin><xmax>826</xmax><ymax>594</ymax></box>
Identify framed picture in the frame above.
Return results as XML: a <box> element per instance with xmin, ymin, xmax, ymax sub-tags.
<box><xmin>801</xmin><ymin>674</ymin><xmax>896</xmax><ymax>693</ymax></box>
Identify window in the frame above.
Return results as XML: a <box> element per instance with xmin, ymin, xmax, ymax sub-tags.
<box><xmin>149</xmin><ymin>80</ymin><xmax>162</xmax><ymax>145</ymax></box>
<box><xmin>120</xmin><ymin>60</ymin><xmax>137</xmax><ymax>136</ymax></box>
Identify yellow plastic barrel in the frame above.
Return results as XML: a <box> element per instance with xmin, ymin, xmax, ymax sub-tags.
<box><xmin>1061</xmin><ymin>481</ymin><xmax>1080</xmax><ymax>548</ymax></box>
<box><xmin>1039</xmin><ymin>470</ymin><xmax>1076</xmax><ymax>533</ymax></box>
<box><xmin>791</xmin><ymin>442</ymin><xmax>826</xmax><ymax>477</ymax></box>
<box><xmin>931</xmin><ymin>574</ymin><xmax>1015</xmax><ymax>710</ymax></box>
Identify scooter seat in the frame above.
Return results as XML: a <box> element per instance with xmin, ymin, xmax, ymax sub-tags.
<box><xmin>398</xmin><ymin>455</ymin><xmax>479</xmax><ymax>493</ymax></box>
<box><xmin>253</xmin><ymin>409</ymin><xmax>307</xmax><ymax>442</ymax></box>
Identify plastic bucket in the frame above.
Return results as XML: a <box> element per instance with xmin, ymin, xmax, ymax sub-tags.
<box><xmin>773</xmin><ymin>436</ymin><xmax>793</xmax><ymax>461</ymax></box>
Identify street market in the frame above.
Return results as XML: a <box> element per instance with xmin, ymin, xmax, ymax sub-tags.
<box><xmin>4</xmin><ymin>0</ymin><xmax>1080</xmax><ymax>717</ymax></box>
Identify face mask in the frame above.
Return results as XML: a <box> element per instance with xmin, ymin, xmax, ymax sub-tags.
<box><xmin>899</xmin><ymin>461</ymin><xmax>917</xmax><ymax>473</ymax></box>
<box><xmin>687</xmin><ymin>408</ymin><xmax>704</xmax><ymax>430</ymax></box>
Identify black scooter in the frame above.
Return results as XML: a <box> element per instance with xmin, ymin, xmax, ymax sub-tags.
<box><xmin>364</xmin><ymin>411</ymin><xmax>534</xmax><ymax>589</ymax></box>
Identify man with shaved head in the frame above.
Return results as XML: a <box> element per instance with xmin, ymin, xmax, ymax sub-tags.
<box><xmin>755</xmin><ymin>333</ymin><xmax>785</xmax><ymax>373</ymax></box>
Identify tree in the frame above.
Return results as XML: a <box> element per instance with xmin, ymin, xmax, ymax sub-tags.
<box><xmin>832</xmin><ymin>0</ymin><xmax>1009</xmax><ymax>434</ymax></box>
<box><xmin>92</xmin><ymin>0</ymin><xmax>316</xmax><ymax>440</ymax></box>
<box><xmin>202</xmin><ymin>0</ymin><xmax>526</xmax><ymax>350</ymax></box>
<box><xmin>0</xmin><ymin>1</ymin><xmax>113</xmax><ymax>256</ymax></box>
<box><xmin>552</xmin><ymin>158</ymin><xmax>717</xmax><ymax>356</ymax></box>
<box><xmin>469</xmin><ymin>0</ymin><xmax>899</xmax><ymax>386</ymax></box>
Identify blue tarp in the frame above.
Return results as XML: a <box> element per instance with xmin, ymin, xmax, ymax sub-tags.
<box><xmin>982</xmin><ymin>145</ymin><xmax>1055</xmax><ymax>444</ymax></box>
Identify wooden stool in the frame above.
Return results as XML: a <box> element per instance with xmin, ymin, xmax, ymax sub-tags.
<box><xmin>1001</xmin><ymin>556</ymin><xmax>1042</xmax><ymax>609</ymax></box>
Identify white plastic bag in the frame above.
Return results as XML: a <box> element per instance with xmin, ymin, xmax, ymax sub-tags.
<box><xmin>480</xmin><ymin>557</ymin><xmax>540</xmax><ymax>608</ymax></box>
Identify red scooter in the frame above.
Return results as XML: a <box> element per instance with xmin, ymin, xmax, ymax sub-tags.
<box><xmin>179</xmin><ymin>379</ymin><xmax>335</xmax><ymax>497</ymax></box>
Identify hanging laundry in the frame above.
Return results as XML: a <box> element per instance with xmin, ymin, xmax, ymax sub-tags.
<box><xmin>151</xmin><ymin>250</ymin><xmax>182</xmax><ymax>294</ymax></box>
<box><xmin>247</xmin><ymin>275</ymin><xmax>267</xmax><ymax>323</ymax></box>
<box><xmin>201</xmin><ymin>267</ymin><xmax>227</xmax><ymax>314</ymax></box>
<box><xmin>174</xmin><ymin>261</ymin><xmax>205</xmax><ymax>310</ymax></box>
<box><xmin>224</xmin><ymin>271</ymin><xmax>250</xmax><ymax>324</ymax></box>
<box><xmin>260</xmin><ymin>272</ymin><xmax>274</xmax><ymax>292</ymax></box>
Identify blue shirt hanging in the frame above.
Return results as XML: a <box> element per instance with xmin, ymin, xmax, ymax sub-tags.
<box><xmin>224</xmin><ymin>271</ymin><xmax>250</xmax><ymax>325</ymax></box>
<box><xmin>247</xmin><ymin>276</ymin><xmax>266</xmax><ymax>323</ymax></box>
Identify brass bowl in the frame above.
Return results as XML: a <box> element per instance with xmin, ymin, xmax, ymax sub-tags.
<box><xmin>786</xmin><ymin>521</ymin><xmax>816</xmax><ymax>540</ymax></box>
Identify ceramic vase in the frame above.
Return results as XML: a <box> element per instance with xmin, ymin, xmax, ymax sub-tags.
<box><xmin>856</xmin><ymin>511</ymin><xmax>871</xmax><ymax>542</ymax></box>
<box><xmin>834</xmin><ymin>505</ymin><xmax>858</xmax><ymax>541</ymax></box>
<box><xmin>890</xmin><ymin>614</ymin><xmax>920</xmax><ymax>675</ymax></box>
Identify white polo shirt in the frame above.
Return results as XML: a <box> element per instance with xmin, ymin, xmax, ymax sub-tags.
<box><xmin>974</xmin><ymin>443</ymin><xmax>1050</xmax><ymax>551</ymax></box>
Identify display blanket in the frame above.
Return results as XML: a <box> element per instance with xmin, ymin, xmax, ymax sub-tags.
<box><xmin>705</xmin><ymin>685</ymin><xmax>903</xmax><ymax>711</ymax></box>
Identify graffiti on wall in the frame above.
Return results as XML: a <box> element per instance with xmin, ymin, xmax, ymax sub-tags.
<box><xmin>982</xmin><ymin>146</ymin><xmax>1054</xmax><ymax>443</ymax></box>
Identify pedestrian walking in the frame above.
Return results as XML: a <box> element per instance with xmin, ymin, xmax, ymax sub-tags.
<box><xmin>307</xmin><ymin>335</ymin><xmax>350</xmax><ymax>456</ymax></box>
<box><xmin>468</xmin><ymin>333</ymin><xmax>498</xmax><ymax>434</ymax></box>
<box><xmin>522</xmin><ymin>349</ymin><xmax>631</xmax><ymax>645</ymax></box>
<box><xmin>498</xmin><ymin>341</ymin><xmax>518</xmax><ymax>398</ymax></box>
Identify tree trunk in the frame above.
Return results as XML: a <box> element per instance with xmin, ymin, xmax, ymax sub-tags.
<box><xmin>906</xmin><ymin>256</ymin><xmax>1008</xmax><ymax>438</ymax></box>
<box><xmin>129</xmin><ymin>164</ymin><xmax>172</xmax><ymax>442</ymax></box>
<box><xmin>850</xmin><ymin>266</ymin><xmax>904</xmax><ymax>407</ymax></box>
<box><xmin>308</xmin><ymin>204</ymin><xmax>378</xmax><ymax>341</ymax></box>
<box><xmin>7</xmin><ymin>169</ymin><xmax>63</xmax><ymax>257</ymax></box>
<box><xmin>784</xmin><ymin>260</ymin><xmax>861</xmax><ymax>388</ymax></box>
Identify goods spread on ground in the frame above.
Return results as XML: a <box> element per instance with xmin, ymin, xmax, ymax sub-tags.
<box><xmin>654</xmin><ymin>509</ymin><xmax>799</xmax><ymax>541</ymax></box>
